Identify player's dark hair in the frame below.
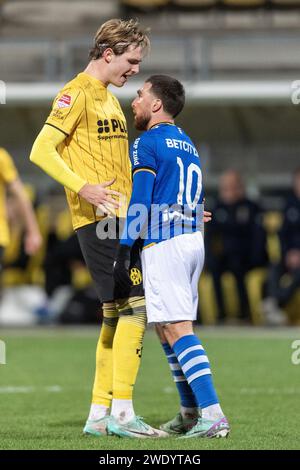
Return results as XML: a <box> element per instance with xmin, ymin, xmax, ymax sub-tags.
<box><xmin>146</xmin><ymin>75</ymin><xmax>185</xmax><ymax>118</ymax></box>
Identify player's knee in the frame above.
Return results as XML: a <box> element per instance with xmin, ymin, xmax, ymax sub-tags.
<box><xmin>160</xmin><ymin>321</ymin><xmax>193</xmax><ymax>345</ymax></box>
<box><xmin>155</xmin><ymin>323</ymin><xmax>166</xmax><ymax>342</ymax></box>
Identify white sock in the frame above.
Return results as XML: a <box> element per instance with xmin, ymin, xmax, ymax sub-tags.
<box><xmin>88</xmin><ymin>404</ymin><xmax>109</xmax><ymax>421</ymax></box>
<box><xmin>111</xmin><ymin>399</ymin><xmax>135</xmax><ymax>424</ymax></box>
<box><xmin>180</xmin><ymin>406</ymin><xmax>199</xmax><ymax>419</ymax></box>
<box><xmin>202</xmin><ymin>403</ymin><xmax>224</xmax><ymax>421</ymax></box>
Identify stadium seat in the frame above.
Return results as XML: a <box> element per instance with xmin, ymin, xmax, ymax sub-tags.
<box><xmin>207</xmin><ymin>270</ymin><xmax>267</xmax><ymax>324</ymax></box>
<box><xmin>2</xmin><ymin>204</ymin><xmax>50</xmax><ymax>287</ymax></box>
<box><xmin>270</xmin><ymin>0</ymin><xmax>300</xmax><ymax>5</ymax></box>
<box><xmin>221</xmin><ymin>272</ymin><xmax>241</xmax><ymax>319</ymax></box>
<box><xmin>2</xmin><ymin>185</ymin><xmax>50</xmax><ymax>287</ymax></box>
<box><xmin>263</xmin><ymin>211</ymin><xmax>283</xmax><ymax>263</ymax></box>
<box><xmin>172</xmin><ymin>0</ymin><xmax>217</xmax><ymax>7</ymax></box>
<box><xmin>121</xmin><ymin>0</ymin><xmax>170</xmax><ymax>7</ymax></box>
<box><xmin>26</xmin><ymin>203</ymin><xmax>50</xmax><ymax>285</ymax></box>
<box><xmin>198</xmin><ymin>270</ymin><xmax>263</xmax><ymax>324</ymax></box>
<box><xmin>72</xmin><ymin>265</ymin><xmax>92</xmax><ymax>290</ymax></box>
<box><xmin>198</xmin><ymin>272</ymin><xmax>218</xmax><ymax>324</ymax></box>
<box><xmin>55</xmin><ymin>209</ymin><xmax>73</xmax><ymax>241</ymax></box>
<box><xmin>3</xmin><ymin>226</ymin><xmax>23</xmax><ymax>269</ymax></box>
<box><xmin>221</xmin><ymin>0</ymin><xmax>266</xmax><ymax>6</ymax></box>
<box><xmin>199</xmin><ymin>271</ymin><xmax>244</xmax><ymax>322</ymax></box>
<box><xmin>53</xmin><ymin>209</ymin><xmax>91</xmax><ymax>290</ymax></box>
<box><xmin>285</xmin><ymin>290</ymin><xmax>300</xmax><ymax>325</ymax></box>
<box><xmin>245</xmin><ymin>268</ymin><xmax>267</xmax><ymax>325</ymax></box>
<box><xmin>241</xmin><ymin>212</ymin><xmax>284</xmax><ymax>325</ymax></box>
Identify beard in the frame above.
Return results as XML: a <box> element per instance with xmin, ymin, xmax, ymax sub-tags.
<box><xmin>134</xmin><ymin>112</ymin><xmax>151</xmax><ymax>131</ymax></box>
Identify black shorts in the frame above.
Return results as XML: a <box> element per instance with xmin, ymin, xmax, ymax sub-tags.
<box><xmin>76</xmin><ymin>219</ymin><xmax>144</xmax><ymax>303</ymax></box>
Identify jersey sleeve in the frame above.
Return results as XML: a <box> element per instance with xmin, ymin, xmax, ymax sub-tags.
<box><xmin>45</xmin><ymin>86</ymin><xmax>84</xmax><ymax>136</ymax></box>
<box><xmin>130</xmin><ymin>133</ymin><xmax>157</xmax><ymax>177</ymax></box>
<box><xmin>120</xmin><ymin>170</ymin><xmax>155</xmax><ymax>247</ymax></box>
<box><xmin>0</xmin><ymin>148</ymin><xmax>18</xmax><ymax>184</ymax></box>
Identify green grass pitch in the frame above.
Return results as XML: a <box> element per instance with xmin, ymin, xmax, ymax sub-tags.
<box><xmin>0</xmin><ymin>326</ymin><xmax>299</xmax><ymax>450</ymax></box>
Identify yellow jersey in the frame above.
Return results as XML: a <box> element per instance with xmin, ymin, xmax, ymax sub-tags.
<box><xmin>45</xmin><ymin>72</ymin><xmax>132</xmax><ymax>230</ymax></box>
<box><xmin>0</xmin><ymin>148</ymin><xmax>18</xmax><ymax>247</ymax></box>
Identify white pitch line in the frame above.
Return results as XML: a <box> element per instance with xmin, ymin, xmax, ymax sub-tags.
<box><xmin>240</xmin><ymin>387</ymin><xmax>300</xmax><ymax>395</ymax></box>
<box><xmin>0</xmin><ymin>385</ymin><xmax>62</xmax><ymax>394</ymax></box>
<box><xmin>163</xmin><ymin>386</ymin><xmax>176</xmax><ymax>394</ymax></box>
<box><xmin>163</xmin><ymin>386</ymin><xmax>300</xmax><ymax>396</ymax></box>
<box><xmin>44</xmin><ymin>385</ymin><xmax>62</xmax><ymax>393</ymax></box>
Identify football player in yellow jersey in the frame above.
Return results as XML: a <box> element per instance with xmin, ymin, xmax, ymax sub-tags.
<box><xmin>30</xmin><ymin>19</ymin><xmax>167</xmax><ymax>438</ymax></box>
<box><xmin>0</xmin><ymin>148</ymin><xmax>42</xmax><ymax>290</ymax></box>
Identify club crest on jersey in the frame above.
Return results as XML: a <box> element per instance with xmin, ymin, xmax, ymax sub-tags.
<box><xmin>57</xmin><ymin>94</ymin><xmax>72</xmax><ymax>108</ymax></box>
<box><xmin>130</xmin><ymin>267</ymin><xmax>142</xmax><ymax>285</ymax></box>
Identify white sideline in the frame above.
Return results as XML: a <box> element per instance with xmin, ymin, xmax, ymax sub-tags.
<box><xmin>0</xmin><ymin>385</ymin><xmax>62</xmax><ymax>394</ymax></box>
<box><xmin>163</xmin><ymin>386</ymin><xmax>300</xmax><ymax>395</ymax></box>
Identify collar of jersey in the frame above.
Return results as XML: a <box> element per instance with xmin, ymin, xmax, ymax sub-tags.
<box><xmin>149</xmin><ymin>122</ymin><xmax>175</xmax><ymax>130</ymax></box>
<box><xmin>77</xmin><ymin>72</ymin><xmax>106</xmax><ymax>89</ymax></box>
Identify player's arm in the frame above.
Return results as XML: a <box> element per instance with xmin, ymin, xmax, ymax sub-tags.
<box><xmin>7</xmin><ymin>178</ymin><xmax>42</xmax><ymax>255</ymax></box>
<box><xmin>113</xmin><ymin>134</ymin><xmax>157</xmax><ymax>289</ymax></box>
<box><xmin>30</xmin><ymin>125</ymin><xmax>121</xmax><ymax>211</ymax></box>
<box><xmin>30</xmin><ymin>124</ymin><xmax>85</xmax><ymax>192</ymax></box>
<box><xmin>113</xmin><ymin>168</ymin><xmax>156</xmax><ymax>290</ymax></box>
<box><xmin>121</xmin><ymin>167</ymin><xmax>156</xmax><ymax>246</ymax></box>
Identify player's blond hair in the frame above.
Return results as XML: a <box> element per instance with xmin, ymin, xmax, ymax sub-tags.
<box><xmin>89</xmin><ymin>18</ymin><xmax>150</xmax><ymax>60</ymax></box>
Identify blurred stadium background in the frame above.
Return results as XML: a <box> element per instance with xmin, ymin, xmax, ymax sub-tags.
<box><xmin>0</xmin><ymin>0</ymin><xmax>300</xmax><ymax>327</ymax></box>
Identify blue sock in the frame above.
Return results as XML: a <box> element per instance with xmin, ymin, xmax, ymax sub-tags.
<box><xmin>172</xmin><ymin>334</ymin><xmax>219</xmax><ymax>409</ymax></box>
<box><xmin>162</xmin><ymin>342</ymin><xmax>197</xmax><ymax>408</ymax></box>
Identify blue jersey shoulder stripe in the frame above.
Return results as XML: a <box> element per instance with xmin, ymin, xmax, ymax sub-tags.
<box><xmin>132</xmin><ymin>166</ymin><xmax>157</xmax><ymax>177</ymax></box>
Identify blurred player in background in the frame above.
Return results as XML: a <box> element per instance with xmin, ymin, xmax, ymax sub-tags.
<box><xmin>262</xmin><ymin>167</ymin><xmax>300</xmax><ymax>325</ymax></box>
<box><xmin>0</xmin><ymin>147</ymin><xmax>42</xmax><ymax>293</ymax></box>
<box><xmin>206</xmin><ymin>170</ymin><xmax>268</xmax><ymax>323</ymax></box>
<box><xmin>113</xmin><ymin>75</ymin><xmax>230</xmax><ymax>439</ymax></box>
<box><xmin>30</xmin><ymin>19</ymin><xmax>168</xmax><ymax>438</ymax></box>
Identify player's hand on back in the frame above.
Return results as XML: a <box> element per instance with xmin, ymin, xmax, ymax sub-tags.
<box><xmin>203</xmin><ymin>210</ymin><xmax>212</xmax><ymax>223</ymax></box>
<box><xmin>79</xmin><ymin>178</ymin><xmax>122</xmax><ymax>214</ymax></box>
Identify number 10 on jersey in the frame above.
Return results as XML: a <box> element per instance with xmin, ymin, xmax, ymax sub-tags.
<box><xmin>177</xmin><ymin>157</ymin><xmax>202</xmax><ymax>210</ymax></box>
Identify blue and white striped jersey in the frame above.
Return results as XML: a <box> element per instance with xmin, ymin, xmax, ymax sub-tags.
<box><xmin>129</xmin><ymin>122</ymin><xmax>204</xmax><ymax>248</ymax></box>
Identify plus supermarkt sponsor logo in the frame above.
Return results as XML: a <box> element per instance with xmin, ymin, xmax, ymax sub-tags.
<box><xmin>97</xmin><ymin>118</ymin><xmax>128</xmax><ymax>140</ymax></box>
